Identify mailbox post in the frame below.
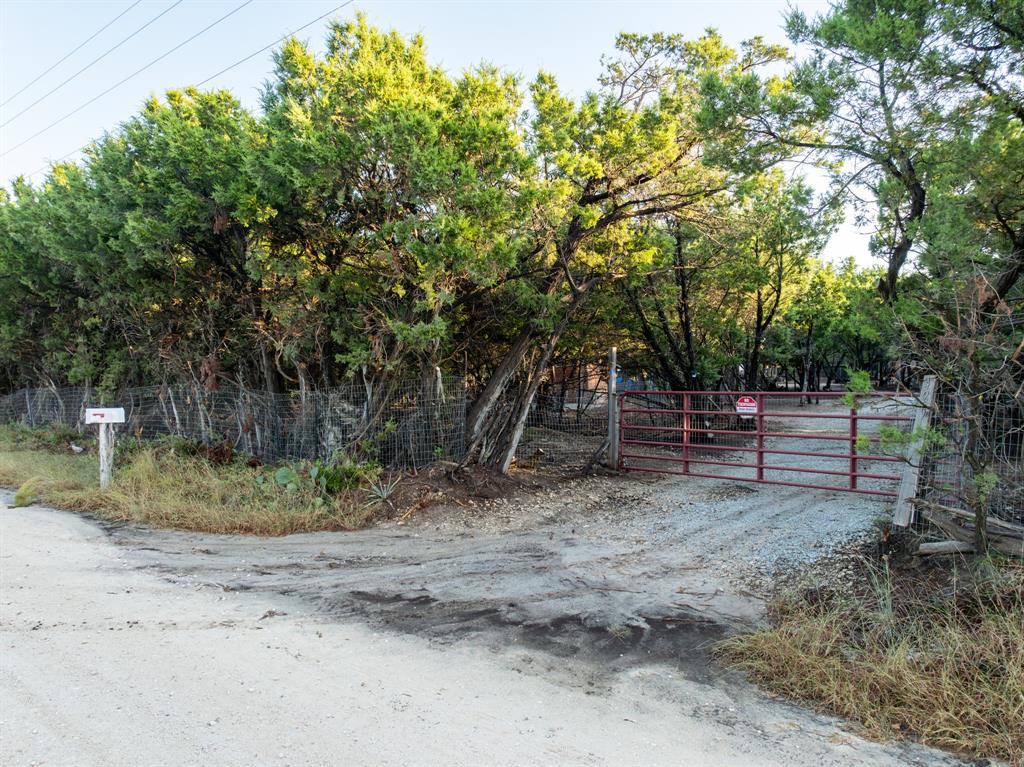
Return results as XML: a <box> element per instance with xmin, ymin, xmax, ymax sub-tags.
<box><xmin>84</xmin><ymin>407</ymin><xmax>125</xmax><ymax>488</ymax></box>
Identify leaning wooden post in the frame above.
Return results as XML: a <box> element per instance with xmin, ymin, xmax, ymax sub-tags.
<box><xmin>607</xmin><ymin>347</ymin><xmax>619</xmax><ymax>469</ymax></box>
<box><xmin>85</xmin><ymin>407</ymin><xmax>125</xmax><ymax>488</ymax></box>
<box><xmin>893</xmin><ymin>375</ymin><xmax>937</xmax><ymax>527</ymax></box>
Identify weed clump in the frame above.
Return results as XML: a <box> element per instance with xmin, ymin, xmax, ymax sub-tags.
<box><xmin>0</xmin><ymin>424</ymin><xmax>88</xmax><ymax>453</ymax></box>
<box><xmin>12</xmin><ymin>476</ymin><xmax>42</xmax><ymax>507</ymax></box>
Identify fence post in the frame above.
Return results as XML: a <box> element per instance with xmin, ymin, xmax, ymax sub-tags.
<box><xmin>607</xmin><ymin>347</ymin><xmax>619</xmax><ymax>469</ymax></box>
<box><xmin>894</xmin><ymin>375</ymin><xmax>937</xmax><ymax>527</ymax></box>
<box><xmin>98</xmin><ymin>423</ymin><xmax>113</xmax><ymax>489</ymax></box>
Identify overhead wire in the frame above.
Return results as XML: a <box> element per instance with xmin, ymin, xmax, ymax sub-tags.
<box><xmin>2</xmin><ymin>0</ymin><xmax>256</xmax><ymax>158</ymax></box>
<box><xmin>19</xmin><ymin>1</ymin><xmax>357</xmax><ymax>179</ymax></box>
<box><xmin>1</xmin><ymin>0</ymin><xmax>184</xmax><ymax>126</ymax></box>
<box><xmin>1</xmin><ymin>0</ymin><xmax>144</xmax><ymax>108</ymax></box>
<box><xmin>195</xmin><ymin>0</ymin><xmax>355</xmax><ymax>87</ymax></box>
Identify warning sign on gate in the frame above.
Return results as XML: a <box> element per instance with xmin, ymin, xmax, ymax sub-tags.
<box><xmin>735</xmin><ymin>396</ymin><xmax>758</xmax><ymax>415</ymax></box>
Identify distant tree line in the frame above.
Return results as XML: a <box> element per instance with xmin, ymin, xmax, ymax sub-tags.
<box><xmin>2</xmin><ymin>2</ymin><xmax>1020</xmax><ymax>471</ymax></box>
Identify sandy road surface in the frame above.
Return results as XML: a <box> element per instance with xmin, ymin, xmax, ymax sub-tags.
<box><xmin>0</xmin><ymin>486</ymin><xmax>965</xmax><ymax>766</ymax></box>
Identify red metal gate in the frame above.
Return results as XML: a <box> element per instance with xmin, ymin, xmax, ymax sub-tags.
<box><xmin>617</xmin><ymin>390</ymin><xmax>913</xmax><ymax>497</ymax></box>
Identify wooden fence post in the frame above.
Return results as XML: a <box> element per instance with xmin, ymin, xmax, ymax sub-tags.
<box><xmin>894</xmin><ymin>375</ymin><xmax>937</xmax><ymax>527</ymax></box>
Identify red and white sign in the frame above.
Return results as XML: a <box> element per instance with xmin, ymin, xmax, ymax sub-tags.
<box><xmin>85</xmin><ymin>407</ymin><xmax>125</xmax><ymax>424</ymax></box>
<box><xmin>735</xmin><ymin>396</ymin><xmax>758</xmax><ymax>415</ymax></box>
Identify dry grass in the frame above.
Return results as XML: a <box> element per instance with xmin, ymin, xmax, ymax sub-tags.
<box><xmin>0</xmin><ymin>446</ymin><xmax>96</xmax><ymax>492</ymax></box>
<box><xmin>717</xmin><ymin>558</ymin><xmax>1024</xmax><ymax>764</ymax></box>
<box><xmin>0</xmin><ymin>431</ymin><xmax>378</xmax><ymax>535</ymax></box>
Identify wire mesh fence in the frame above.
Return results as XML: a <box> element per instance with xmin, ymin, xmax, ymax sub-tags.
<box><xmin>0</xmin><ymin>379</ymin><xmax>467</xmax><ymax>470</ymax></box>
<box><xmin>511</xmin><ymin>359</ymin><xmax>617</xmax><ymax>470</ymax></box>
<box><xmin>917</xmin><ymin>390</ymin><xmax>1024</xmax><ymax>530</ymax></box>
<box><xmin>515</xmin><ymin>386</ymin><xmax>610</xmax><ymax>469</ymax></box>
<box><xmin>10</xmin><ymin>366</ymin><xmax>1015</xmax><ymax>522</ymax></box>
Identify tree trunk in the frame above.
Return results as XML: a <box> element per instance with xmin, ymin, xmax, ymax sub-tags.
<box><xmin>984</xmin><ymin>233</ymin><xmax>1024</xmax><ymax>312</ymax></box>
<box><xmin>260</xmin><ymin>344</ymin><xmax>282</xmax><ymax>394</ymax></box>
<box><xmin>746</xmin><ymin>292</ymin><xmax>764</xmax><ymax>390</ymax></box>
<box><xmin>465</xmin><ymin>279</ymin><xmax>594</xmax><ymax>472</ymax></box>
<box><xmin>622</xmin><ymin>283</ymin><xmax>687</xmax><ymax>390</ymax></box>
<box><xmin>673</xmin><ymin>233</ymin><xmax>701</xmax><ymax>389</ymax></box>
<box><xmin>800</xmin><ymin>321</ymin><xmax>814</xmax><ymax>404</ymax></box>
<box><xmin>881</xmin><ymin>175</ymin><xmax>926</xmax><ymax>302</ymax></box>
<box><xmin>464</xmin><ymin>325</ymin><xmax>537</xmax><ymax>448</ymax></box>
<box><xmin>960</xmin><ymin>395</ymin><xmax>991</xmax><ymax>557</ymax></box>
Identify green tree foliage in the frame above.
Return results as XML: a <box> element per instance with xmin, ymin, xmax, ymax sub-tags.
<box><xmin>2</xmin><ymin>6</ymin><xmax>1019</xmax><ymax>490</ymax></box>
<box><xmin>776</xmin><ymin>0</ymin><xmax>1022</xmax><ymax>552</ymax></box>
<box><xmin>463</xmin><ymin>31</ymin><xmax>795</xmax><ymax>470</ymax></box>
<box><xmin>256</xmin><ymin>18</ymin><xmax>531</xmax><ymax>397</ymax></box>
<box><xmin>765</xmin><ymin>258</ymin><xmax>897</xmax><ymax>393</ymax></box>
<box><xmin>619</xmin><ymin>171</ymin><xmax>835</xmax><ymax>390</ymax></box>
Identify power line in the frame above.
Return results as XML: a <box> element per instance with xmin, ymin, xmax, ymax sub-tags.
<box><xmin>20</xmin><ymin>0</ymin><xmax>356</xmax><ymax>179</ymax></box>
<box><xmin>196</xmin><ymin>0</ymin><xmax>356</xmax><ymax>87</ymax></box>
<box><xmin>1</xmin><ymin>0</ymin><xmax>184</xmax><ymax>127</ymax></box>
<box><xmin>2</xmin><ymin>0</ymin><xmax>255</xmax><ymax>158</ymax></box>
<box><xmin>1</xmin><ymin>0</ymin><xmax>144</xmax><ymax>109</ymax></box>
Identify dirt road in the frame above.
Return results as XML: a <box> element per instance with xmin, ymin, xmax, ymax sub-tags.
<box><xmin>0</xmin><ymin>481</ymin><xmax>965</xmax><ymax>766</ymax></box>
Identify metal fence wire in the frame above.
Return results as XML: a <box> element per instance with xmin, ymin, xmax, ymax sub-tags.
<box><xmin>917</xmin><ymin>390</ymin><xmax>1024</xmax><ymax>529</ymax></box>
<box><xmin>0</xmin><ymin>379</ymin><xmax>467</xmax><ymax>469</ymax></box>
<box><xmin>8</xmin><ymin>370</ymin><xmax>1017</xmax><ymax>519</ymax></box>
<box><xmin>515</xmin><ymin>386</ymin><xmax>610</xmax><ymax>469</ymax></box>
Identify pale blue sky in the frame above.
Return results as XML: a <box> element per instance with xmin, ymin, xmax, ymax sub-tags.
<box><xmin>0</xmin><ymin>0</ymin><xmax>870</xmax><ymax>263</ymax></box>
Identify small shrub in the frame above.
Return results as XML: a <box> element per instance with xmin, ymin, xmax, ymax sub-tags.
<box><xmin>366</xmin><ymin>473</ymin><xmax>401</xmax><ymax>503</ymax></box>
<box><xmin>274</xmin><ymin>466</ymin><xmax>301</xmax><ymax>492</ymax></box>
<box><xmin>12</xmin><ymin>476</ymin><xmax>42</xmax><ymax>507</ymax></box>
<box><xmin>313</xmin><ymin>455</ymin><xmax>380</xmax><ymax>493</ymax></box>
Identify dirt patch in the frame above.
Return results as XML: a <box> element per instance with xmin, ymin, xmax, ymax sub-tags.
<box><xmin>379</xmin><ymin>462</ymin><xmax>553</xmax><ymax>521</ymax></box>
<box><xmin>332</xmin><ymin>588</ymin><xmax>727</xmax><ymax>684</ymax></box>
<box><xmin>100</xmin><ymin>467</ymin><xmax>901</xmax><ymax>671</ymax></box>
<box><xmin>765</xmin><ymin>526</ymin><xmax>1020</xmax><ymax>627</ymax></box>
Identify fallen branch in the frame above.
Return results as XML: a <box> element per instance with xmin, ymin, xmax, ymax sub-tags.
<box><xmin>918</xmin><ymin>540</ymin><xmax>974</xmax><ymax>556</ymax></box>
<box><xmin>909</xmin><ymin>498</ymin><xmax>1024</xmax><ymax>537</ymax></box>
<box><xmin>920</xmin><ymin>508</ymin><xmax>1024</xmax><ymax>558</ymax></box>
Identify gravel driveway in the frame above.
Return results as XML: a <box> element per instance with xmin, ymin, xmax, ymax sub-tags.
<box><xmin>1</xmin><ymin>468</ymin><xmax>967</xmax><ymax>766</ymax></box>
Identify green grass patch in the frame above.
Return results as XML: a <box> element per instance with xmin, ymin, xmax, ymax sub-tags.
<box><xmin>0</xmin><ymin>427</ymin><xmax>379</xmax><ymax>535</ymax></box>
<box><xmin>717</xmin><ymin>558</ymin><xmax>1024</xmax><ymax>764</ymax></box>
<box><xmin>0</xmin><ymin>423</ymin><xmax>89</xmax><ymax>453</ymax></box>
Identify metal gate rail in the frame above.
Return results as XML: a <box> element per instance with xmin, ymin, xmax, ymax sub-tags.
<box><xmin>617</xmin><ymin>390</ymin><xmax>913</xmax><ymax>497</ymax></box>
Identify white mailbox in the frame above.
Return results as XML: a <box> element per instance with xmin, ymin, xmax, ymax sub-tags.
<box><xmin>84</xmin><ymin>406</ymin><xmax>124</xmax><ymax>487</ymax></box>
<box><xmin>85</xmin><ymin>407</ymin><xmax>125</xmax><ymax>425</ymax></box>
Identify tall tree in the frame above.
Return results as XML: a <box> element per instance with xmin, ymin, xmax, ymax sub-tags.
<box><xmin>465</xmin><ymin>32</ymin><xmax>794</xmax><ymax>471</ymax></box>
<box><xmin>257</xmin><ymin>16</ymin><xmax>530</xmax><ymax>403</ymax></box>
<box><xmin>703</xmin><ymin>0</ymin><xmax>938</xmax><ymax>300</ymax></box>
